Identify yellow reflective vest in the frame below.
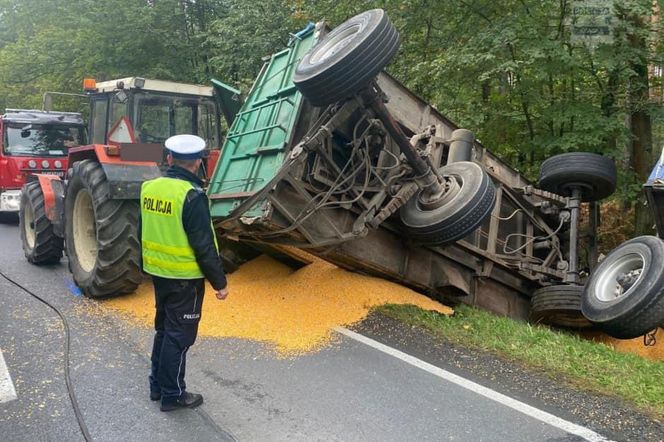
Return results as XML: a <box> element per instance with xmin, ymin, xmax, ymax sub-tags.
<box><xmin>140</xmin><ymin>177</ymin><xmax>217</xmax><ymax>279</ymax></box>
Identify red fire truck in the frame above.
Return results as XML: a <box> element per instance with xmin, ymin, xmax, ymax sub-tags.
<box><xmin>0</xmin><ymin>109</ymin><xmax>86</xmax><ymax>215</ymax></box>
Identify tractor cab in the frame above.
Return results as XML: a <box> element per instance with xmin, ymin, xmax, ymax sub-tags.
<box><xmin>82</xmin><ymin>77</ymin><xmax>241</xmax><ymax>171</ymax></box>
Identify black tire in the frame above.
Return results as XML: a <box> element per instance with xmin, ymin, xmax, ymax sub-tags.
<box><xmin>293</xmin><ymin>9</ymin><xmax>400</xmax><ymax>107</ymax></box>
<box><xmin>19</xmin><ymin>182</ymin><xmax>63</xmax><ymax>264</ymax></box>
<box><xmin>539</xmin><ymin>152</ymin><xmax>616</xmax><ymax>202</ymax></box>
<box><xmin>64</xmin><ymin>160</ymin><xmax>141</xmax><ymax>298</ymax></box>
<box><xmin>582</xmin><ymin>236</ymin><xmax>664</xmax><ymax>339</ymax></box>
<box><xmin>399</xmin><ymin>161</ymin><xmax>496</xmax><ymax>245</ymax></box>
<box><xmin>530</xmin><ymin>285</ymin><xmax>592</xmax><ymax>329</ymax></box>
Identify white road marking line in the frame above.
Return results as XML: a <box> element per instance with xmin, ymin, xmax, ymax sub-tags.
<box><xmin>0</xmin><ymin>348</ymin><xmax>17</xmax><ymax>404</ymax></box>
<box><xmin>335</xmin><ymin>327</ymin><xmax>613</xmax><ymax>442</ymax></box>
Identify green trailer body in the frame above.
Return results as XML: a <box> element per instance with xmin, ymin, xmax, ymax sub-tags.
<box><xmin>207</xmin><ymin>23</ymin><xmax>592</xmax><ymax>322</ymax></box>
<box><xmin>208</xmin><ymin>27</ymin><xmax>317</xmax><ymax>220</ymax></box>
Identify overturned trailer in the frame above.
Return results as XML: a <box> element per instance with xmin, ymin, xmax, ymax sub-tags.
<box><xmin>209</xmin><ymin>11</ymin><xmax>629</xmax><ymax>332</ymax></box>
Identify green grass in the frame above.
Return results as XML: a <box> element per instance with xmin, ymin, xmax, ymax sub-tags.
<box><xmin>377</xmin><ymin>303</ymin><xmax>664</xmax><ymax>418</ymax></box>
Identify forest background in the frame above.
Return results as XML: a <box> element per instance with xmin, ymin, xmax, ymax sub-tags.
<box><xmin>0</xmin><ymin>0</ymin><xmax>662</xmax><ymax>237</ymax></box>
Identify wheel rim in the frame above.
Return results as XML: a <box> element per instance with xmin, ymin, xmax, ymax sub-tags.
<box><xmin>417</xmin><ymin>174</ymin><xmax>462</xmax><ymax>210</ymax></box>
<box><xmin>309</xmin><ymin>24</ymin><xmax>362</xmax><ymax>64</ymax></box>
<box><xmin>23</xmin><ymin>201</ymin><xmax>35</xmax><ymax>249</ymax></box>
<box><xmin>594</xmin><ymin>252</ymin><xmax>645</xmax><ymax>302</ymax></box>
<box><xmin>72</xmin><ymin>189</ymin><xmax>97</xmax><ymax>273</ymax></box>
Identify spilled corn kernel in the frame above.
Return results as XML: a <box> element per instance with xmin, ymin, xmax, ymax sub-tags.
<box><xmin>582</xmin><ymin>329</ymin><xmax>664</xmax><ymax>361</ymax></box>
<box><xmin>101</xmin><ymin>254</ymin><xmax>453</xmax><ymax>356</ymax></box>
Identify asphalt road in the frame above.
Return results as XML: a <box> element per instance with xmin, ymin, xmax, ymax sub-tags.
<box><xmin>0</xmin><ymin>218</ymin><xmax>661</xmax><ymax>441</ymax></box>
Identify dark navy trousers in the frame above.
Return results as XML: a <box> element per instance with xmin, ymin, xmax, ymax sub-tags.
<box><xmin>149</xmin><ymin>276</ymin><xmax>205</xmax><ymax>399</ymax></box>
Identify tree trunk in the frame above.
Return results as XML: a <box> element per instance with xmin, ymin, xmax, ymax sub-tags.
<box><xmin>628</xmin><ymin>47</ymin><xmax>654</xmax><ymax>235</ymax></box>
<box><xmin>632</xmin><ymin>106</ymin><xmax>654</xmax><ymax>235</ymax></box>
<box><xmin>616</xmin><ymin>3</ymin><xmax>655</xmax><ymax>235</ymax></box>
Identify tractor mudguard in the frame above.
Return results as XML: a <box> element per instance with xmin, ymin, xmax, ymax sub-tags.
<box><xmin>100</xmin><ymin>162</ymin><xmax>162</xmax><ymax>199</ymax></box>
<box><xmin>32</xmin><ymin>174</ymin><xmax>65</xmax><ymax>237</ymax></box>
<box><xmin>69</xmin><ymin>145</ymin><xmax>162</xmax><ymax>199</ymax></box>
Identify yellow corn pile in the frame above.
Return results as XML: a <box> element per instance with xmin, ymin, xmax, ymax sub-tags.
<box><xmin>102</xmin><ymin>254</ymin><xmax>452</xmax><ymax>356</ymax></box>
<box><xmin>582</xmin><ymin>329</ymin><xmax>664</xmax><ymax>361</ymax></box>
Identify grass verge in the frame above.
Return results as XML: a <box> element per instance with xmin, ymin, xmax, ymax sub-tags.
<box><xmin>377</xmin><ymin>303</ymin><xmax>664</xmax><ymax>418</ymax></box>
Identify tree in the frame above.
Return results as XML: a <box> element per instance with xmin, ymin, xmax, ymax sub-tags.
<box><xmin>0</xmin><ymin>0</ymin><xmax>661</xmax><ymax>237</ymax></box>
<box><xmin>302</xmin><ymin>0</ymin><xmax>661</xmax><ymax>234</ymax></box>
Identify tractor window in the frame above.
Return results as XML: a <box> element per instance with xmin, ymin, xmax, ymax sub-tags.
<box><xmin>135</xmin><ymin>97</ymin><xmax>170</xmax><ymax>143</ymax></box>
<box><xmin>4</xmin><ymin>123</ymin><xmax>86</xmax><ymax>157</ymax></box>
<box><xmin>90</xmin><ymin>98</ymin><xmax>108</xmax><ymax>144</ymax></box>
<box><xmin>198</xmin><ymin>103</ymin><xmax>219</xmax><ymax>149</ymax></box>
<box><xmin>174</xmin><ymin>106</ymin><xmax>194</xmax><ymax>135</ymax></box>
<box><xmin>133</xmin><ymin>94</ymin><xmax>219</xmax><ymax>148</ymax></box>
<box><xmin>108</xmin><ymin>98</ymin><xmax>128</xmax><ymax>136</ymax></box>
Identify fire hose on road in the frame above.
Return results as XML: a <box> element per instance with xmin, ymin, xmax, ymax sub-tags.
<box><xmin>0</xmin><ymin>270</ymin><xmax>92</xmax><ymax>442</ymax></box>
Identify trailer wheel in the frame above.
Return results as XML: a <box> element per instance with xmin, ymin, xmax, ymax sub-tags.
<box><xmin>582</xmin><ymin>236</ymin><xmax>664</xmax><ymax>339</ymax></box>
<box><xmin>64</xmin><ymin>160</ymin><xmax>141</xmax><ymax>298</ymax></box>
<box><xmin>539</xmin><ymin>152</ymin><xmax>616</xmax><ymax>202</ymax></box>
<box><xmin>530</xmin><ymin>285</ymin><xmax>592</xmax><ymax>329</ymax></box>
<box><xmin>19</xmin><ymin>182</ymin><xmax>63</xmax><ymax>264</ymax></box>
<box><xmin>293</xmin><ymin>9</ymin><xmax>400</xmax><ymax>107</ymax></box>
<box><xmin>399</xmin><ymin>161</ymin><xmax>495</xmax><ymax>245</ymax></box>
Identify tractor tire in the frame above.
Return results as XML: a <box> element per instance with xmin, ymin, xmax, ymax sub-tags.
<box><xmin>64</xmin><ymin>160</ymin><xmax>141</xmax><ymax>298</ymax></box>
<box><xmin>399</xmin><ymin>161</ymin><xmax>496</xmax><ymax>245</ymax></box>
<box><xmin>539</xmin><ymin>152</ymin><xmax>616</xmax><ymax>202</ymax></box>
<box><xmin>293</xmin><ymin>9</ymin><xmax>400</xmax><ymax>107</ymax></box>
<box><xmin>530</xmin><ymin>285</ymin><xmax>592</xmax><ymax>329</ymax></box>
<box><xmin>19</xmin><ymin>181</ymin><xmax>64</xmax><ymax>264</ymax></box>
<box><xmin>582</xmin><ymin>236</ymin><xmax>664</xmax><ymax>339</ymax></box>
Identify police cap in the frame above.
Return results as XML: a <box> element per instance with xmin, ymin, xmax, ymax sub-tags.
<box><xmin>165</xmin><ymin>134</ymin><xmax>206</xmax><ymax>160</ymax></box>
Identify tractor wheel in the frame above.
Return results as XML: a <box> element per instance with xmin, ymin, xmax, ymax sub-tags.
<box><xmin>539</xmin><ymin>152</ymin><xmax>616</xmax><ymax>202</ymax></box>
<box><xmin>530</xmin><ymin>285</ymin><xmax>591</xmax><ymax>329</ymax></box>
<box><xmin>64</xmin><ymin>160</ymin><xmax>141</xmax><ymax>298</ymax></box>
<box><xmin>399</xmin><ymin>161</ymin><xmax>496</xmax><ymax>245</ymax></box>
<box><xmin>293</xmin><ymin>9</ymin><xmax>400</xmax><ymax>107</ymax></box>
<box><xmin>19</xmin><ymin>181</ymin><xmax>63</xmax><ymax>264</ymax></box>
<box><xmin>582</xmin><ymin>236</ymin><xmax>664</xmax><ymax>339</ymax></box>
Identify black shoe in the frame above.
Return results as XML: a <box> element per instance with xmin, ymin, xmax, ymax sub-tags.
<box><xmin>150</xmin><ymin>390</ymin><xmax>161</xmax><ymax>401</ymax></box>
<box><xmin>160</xmin><ymin>392</ymin><xmax>203</xmax><ymax>412</ymax></box>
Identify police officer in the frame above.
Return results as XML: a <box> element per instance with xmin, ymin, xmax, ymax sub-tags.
<box><xmin>139</xmin><ymin>134</ymin><xmax>228</xmax><ymax>412</ymax></box>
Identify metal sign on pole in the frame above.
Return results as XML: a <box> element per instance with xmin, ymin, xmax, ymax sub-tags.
<box><xmin>569</xmin><ymin>0</ymin><xmax>615</xmax><ymax>49</ymax></box>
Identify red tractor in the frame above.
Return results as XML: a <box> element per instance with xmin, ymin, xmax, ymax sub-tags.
<box><xmin>20</xmin><ymin>77</ymin><xmax>240</xmax><ymax>297</ymax></box>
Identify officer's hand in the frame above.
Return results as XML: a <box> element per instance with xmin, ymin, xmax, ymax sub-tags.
<box><xmin>216</xmin><ymin>287</ymin><xmax>229</xmax><ymax>300</ymax></box>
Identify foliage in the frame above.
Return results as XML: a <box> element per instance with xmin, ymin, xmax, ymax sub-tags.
<box><xmin>205</xmin><ymin>0</ymin><xmax>306</xmax><ymax>90</ymax></box>
<box><xmin>301</xmin><ymin>0</ymin><xmax>663</xmax><ymax>230</ymax></box>
<box><xmin>0</xmin><ymin>0</ymin><xmax>662</xmax><ymax>222</ymax></box>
